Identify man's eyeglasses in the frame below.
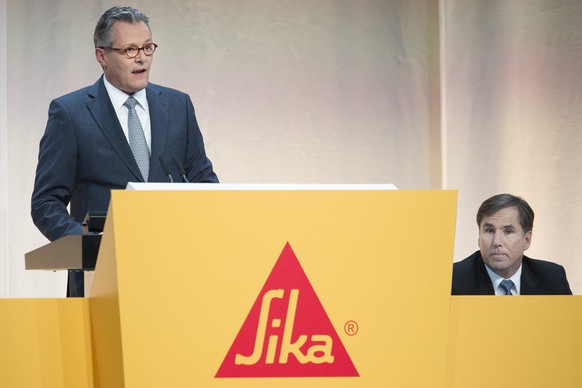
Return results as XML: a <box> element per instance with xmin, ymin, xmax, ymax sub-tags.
<box><xmin>98</xmin><ymin>43</ymin><xmax>158</xmax><ymax>59</ymax></box>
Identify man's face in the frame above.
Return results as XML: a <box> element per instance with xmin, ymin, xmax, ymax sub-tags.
<box><xmin>96</xmin><ymin>21</ymin><xmax>153</xmax><ymax>94</ymax></box>
<box><xmin>478</xmin><ymin>206</ymin><xmax>532</xmax><ymax>278</ymax></box>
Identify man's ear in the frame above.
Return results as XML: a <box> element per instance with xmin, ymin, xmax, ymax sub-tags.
<box><xmin>523</xmin><ymin>230</ymin><xmax>532</xmax><ymax>250</ymax></box>
<box><xmin>95</xmin><ymin>48</ymin><xmax>107</xmax><ymax>67</ymax></box>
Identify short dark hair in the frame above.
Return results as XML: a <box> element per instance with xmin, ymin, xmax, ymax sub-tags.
<box><xmin>94</xmin><ymin>6</ymin><xmax>150</xmax><ymax>48</ymax></box>
<box><xmin>476</xmin><ymin>194</ymin><xmax>534</xmax><ymax>232</ymax></box>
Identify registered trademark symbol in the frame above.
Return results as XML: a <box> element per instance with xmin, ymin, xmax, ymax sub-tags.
<box><xmin>344</xmin><ymin>320</ymin><xmax>359</xmax><ymax>336</ymax></box>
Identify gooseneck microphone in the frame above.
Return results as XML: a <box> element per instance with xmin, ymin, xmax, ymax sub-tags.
<box><xmin>172</xmin><ymin>154</ymin><xmax>190</xmax><ymax>183</ymax></box>
<box><xmin>158</xmin><ymin>156</ymin><xmax>174</xmax><ymax>183</ymax></box>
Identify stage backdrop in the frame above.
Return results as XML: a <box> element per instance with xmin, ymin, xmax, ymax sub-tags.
<box><xmin>0</xmin><ymin>0</ymin><xmax>580</xmax><ymax>297</ymax></box>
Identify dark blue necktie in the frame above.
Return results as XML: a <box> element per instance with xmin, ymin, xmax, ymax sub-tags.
<box><xmin>499</xmin><ymin>279</ymin><xmax>514</xmax><ymax>295</ymax></box>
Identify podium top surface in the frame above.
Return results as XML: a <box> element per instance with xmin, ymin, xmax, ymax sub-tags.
<box><xmin>126</xmin><ymin>182</ymin><xmax>398</xmax><ymax>191</ymax></box>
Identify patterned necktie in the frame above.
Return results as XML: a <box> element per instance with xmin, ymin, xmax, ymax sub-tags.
<box><xmin>124</xmin><ymin>96</ymin><xmax>150</xmax><ymax>181</ymax></box>
<box><xmin>499</xmin><ymin>279</ymin><xmax>514</xmax><ymax>295</ymax></box>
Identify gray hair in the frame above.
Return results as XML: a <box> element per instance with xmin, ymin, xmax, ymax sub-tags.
<box><xmin>476</xmin><ymin>193</ymin><xmax>534</xmax><ymax>233</ymax></box>
<box><xmin>94</xmin><ymin>6</ymin><xmax>150</xmax><ymax>47</ymax></box>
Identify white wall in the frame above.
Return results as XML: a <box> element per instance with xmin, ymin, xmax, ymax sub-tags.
<box><xmin>1</xmin><ymin>0</ymin><xmax>580</xmax><ymax>296</ymax></box>
<box><xmin>443</xmin><ymin>0</ymin><xmax>582</xmax><ymax>293</ymax></box>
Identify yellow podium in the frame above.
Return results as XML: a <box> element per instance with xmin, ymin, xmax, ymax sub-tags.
<box><xmin>5</xmin><ymin>186</ymin><xmax>581</xmax><ymax>388</ymax></box>
<box><xmin>90</xmin><ymin>185</ymin><xmax>457</xmax><ymax>387</ymax></box>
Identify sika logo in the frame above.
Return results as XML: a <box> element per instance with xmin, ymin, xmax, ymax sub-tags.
<box><xmin>215</xmin><ymin>242</ymin><xmax>359</xmax><ymax>378</ymax></box>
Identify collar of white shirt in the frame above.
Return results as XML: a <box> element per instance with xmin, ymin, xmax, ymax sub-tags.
<box><xmin>101</xmin><ymin>76</ymin><xmax>151</xmax><ymax>150</ymax></box>
<box><xmin>485</xmin><ymin>263</ymin><xmax>523</xmax><ymax>295</ymax></box>
<box><xmin>102</xmin><ymin>76</ymin><xmax>148</xmax><ymax>111</ymax></box>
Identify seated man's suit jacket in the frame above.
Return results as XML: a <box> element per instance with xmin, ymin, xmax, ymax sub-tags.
<box><xmin>452</xmin><ymin>251</ymin><xmax>572</xmax><ymax>295</ymax></box>
<box><xmin>32</xmin><ymin>76</ymin><xmax>218</xmax><ymax>242</ymax></box>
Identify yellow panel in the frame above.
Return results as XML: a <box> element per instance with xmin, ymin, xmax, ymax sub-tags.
<box><xmin>0</xmin><ymin>298</ymin><xmax>93</xmax><ymax>388</ymax></box>
<box><xmin>447</xmin><ymin>296</ymin><xmax>582</xmax><ymax>387</ymax></box>
<box><xmin>89</xmin><ymin>202</ymin><xmax>125</xmax><ymax>388</ymax></box>
<box><xmin>91</xmin><ymin>189</ymin><xmax>457</xmax><ymax>387</ymax></box>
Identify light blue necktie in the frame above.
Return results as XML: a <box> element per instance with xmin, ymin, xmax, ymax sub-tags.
<box><xmin>124</xmin><ymin>96</ymin><xmax>150</xmax><ymax>181</ymax></box>
<box><xmin>499</xmin><ymin>279</ymin><xmax>514</xmax><ymax>295</ymax></box>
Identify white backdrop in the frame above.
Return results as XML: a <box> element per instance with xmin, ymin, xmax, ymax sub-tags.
<box><xmin>0</xmin><ymin>0</ymin><xmax>580</xmax><ymax>297</ymax></box>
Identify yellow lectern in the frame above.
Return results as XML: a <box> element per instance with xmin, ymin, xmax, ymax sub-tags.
<box><xmin>89</xmin><ymin>184</ymin><xmax>458</xmax><ymax>387</ymax></box>
<box><xmin>7</xmin><ymin>185</ymin><xmax>582</xmax><ymax>387</ymax></box>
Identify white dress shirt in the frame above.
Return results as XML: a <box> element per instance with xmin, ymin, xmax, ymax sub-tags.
<box><xmin>485</xmin><ymin>264</ymin><xmax>522</xmax><ymax>295</ymax></box>
<box><xmin>102</xmin><ymin>76</ymin><xmax>151</xmax><ymax>152</ymax></box>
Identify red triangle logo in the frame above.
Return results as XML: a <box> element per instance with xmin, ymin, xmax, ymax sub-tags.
<box><xmin>215</xmin><ymin>242</ymin><xmax>359</xmax><ymax>378</ymax></box>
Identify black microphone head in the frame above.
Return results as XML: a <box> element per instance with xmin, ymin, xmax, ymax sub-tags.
<box><xmin>158</xmin><ymin>156</ymin><xmax>174</xmax><ymax>183</ymax></box>
<box><xmin>158</xmin><ymin>156</ymin><xmax>171</xmax><ymax>175</ymax></box>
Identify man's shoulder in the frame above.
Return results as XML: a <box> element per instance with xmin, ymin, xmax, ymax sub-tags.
<box><xmin>147</xmin><ymin>82</ymin><xmax>190</xmax><ymax>99</ymax></box>
<box><xmin>521</xmin><ymin>255</ymin><xmax>572</xmax><ymax>294</ymax></box>
<box><xmin>53</xmin><ymin>79</ymin><xmax>102</xmax><ymax>104</ymax></box>
<box><xmin>452</xmin><ymin>251</ymin><xmax>492</xmax><ymax>295</ymax></box>
<box><xmin>522</xmin><ymin>255</ymin><xmax>566</xmax><ymax>273</ymax></box>
<box><xmin>453</xmin><ymin>251</ymin><xmax>482</xmax><ymax>272</ymax></box>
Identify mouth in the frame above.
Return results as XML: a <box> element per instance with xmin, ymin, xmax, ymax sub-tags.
<box><xmin>132</xmin><ymin>68</ymin><xmax>147</xmax><ymax>75</ymax></box>
<box><xmin>490</xmin><ymin>252</ymin><xmax>507</xmax><ymax>260</ymax></box>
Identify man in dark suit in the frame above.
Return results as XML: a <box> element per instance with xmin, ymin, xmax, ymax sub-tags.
<box><xmin>452</xmin><ymin>194</ymin><xmax>571</xmax><ymax>295</ymax></box>
<box><xmin>31</xmin><ymin>6</ymin><xmax>218</xmax><ymax>297</ymax></box>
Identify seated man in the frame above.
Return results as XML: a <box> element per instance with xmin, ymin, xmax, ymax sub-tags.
<box><xmin>452</xmin><ymin>193</ymin><xmax>572</xmax><ymax>295</ymax></box>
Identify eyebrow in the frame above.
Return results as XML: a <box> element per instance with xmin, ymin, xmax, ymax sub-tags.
<box><xmin>482</xmin><ymin>223</ymin><xmax>516</xmax><ymax>230</ymax></box>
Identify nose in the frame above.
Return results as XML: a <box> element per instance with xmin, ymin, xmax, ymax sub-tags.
<box><xmin>492</xmin><ymin>230</ymin><xmax>503</xmax><ymax>246</ymax></box>
<box><xmin>134</xmin><ymin>49</ymin><xmax>146</xmax><ymax>63</ymax></box>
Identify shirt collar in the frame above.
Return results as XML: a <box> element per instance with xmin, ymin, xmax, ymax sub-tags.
<box><xmin>485</xmin><ymin>263</ymin><xmax>522</xmax><ymax>295</ymax></box>
<box><xmin>102</xmin><ymin>76</ymin><xmax>148</xmax><ymax>111</ymax></box>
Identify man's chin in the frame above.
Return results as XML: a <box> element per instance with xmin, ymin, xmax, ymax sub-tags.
<box><xmin>484</xmin><ymin>256</ymin><xmax>509</xmax><ymax>269</ymax></box>
<box><xmin>485</xmin><ymin>258</ymin><xmax>521</xmax><ymax>278</ymax></box>
<box><xmin>122</xmin><ymin>81</ymin><xmax>149</xmax><ymax>95</ymax></box>
<box><xmin>490</xmin><ymin>263</ymin><xmax>508</xmax><ymax>272</ymax></box>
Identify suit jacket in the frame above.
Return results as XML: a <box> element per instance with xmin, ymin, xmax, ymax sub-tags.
<box><xmin>452</xmin><ymin>251</ymin><xmax>572</xmax><ymax>295</ymax></box>
<box><xmin>32</xmin><ymin>76</ymin><xmax>218</xmax><ymax>242</ymax></box>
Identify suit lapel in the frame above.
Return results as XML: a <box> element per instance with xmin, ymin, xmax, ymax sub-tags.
<box><xmin>86</xmin><ymin>77</ymin><xmax>144</xmax><ymax>181</ymax></box>
<box><xmin>146</xmin><ymin>84</ymin><xmax>169</xmax><ymax>180</ymax></box>
<box><xmin>520</xmin><ymin>259</ymin><xmax>541</xmax><ymax>294</ymax></box>
<box><xmin>475</xmin><ymin>255</ymin><xmax>496</xmax><ymax>295</ymax></box>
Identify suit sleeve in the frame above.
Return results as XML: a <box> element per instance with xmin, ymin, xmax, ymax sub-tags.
<box><xmin>184</xmin><ymin>95</ymin><xmax>219</xmax><ymax>183</ymax></box>
<box><xmin>31</xmin><ymin>98</ymin><xmax>83</xmax><ymax>241</ymax></box>
<box><xmin>558</xmin><ymin>265</ymin><xmax>573</xmax><ymax>295</ymax></box>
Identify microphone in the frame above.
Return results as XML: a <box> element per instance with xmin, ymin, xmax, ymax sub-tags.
<box><xmin>172</xmin><ymin>154</ymin><xmax>190</xmax><ymax>183</ymax></box>
<box><xmin>158</xmin><ymin>156</ymin><xmax>174</xmax><ymax>183</ymax></box>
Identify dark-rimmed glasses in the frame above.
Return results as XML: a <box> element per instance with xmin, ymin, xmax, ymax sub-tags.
<box><xmin>98</xmin><ymin>43</ymin><xmax>158</xmax><ymax>59</ymax></box>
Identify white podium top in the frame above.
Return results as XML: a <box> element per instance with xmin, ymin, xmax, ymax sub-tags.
<box><xmin>125</xmin><ymin>183</ymin><xmax>398</xmax><ymax>191</ymax></box>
